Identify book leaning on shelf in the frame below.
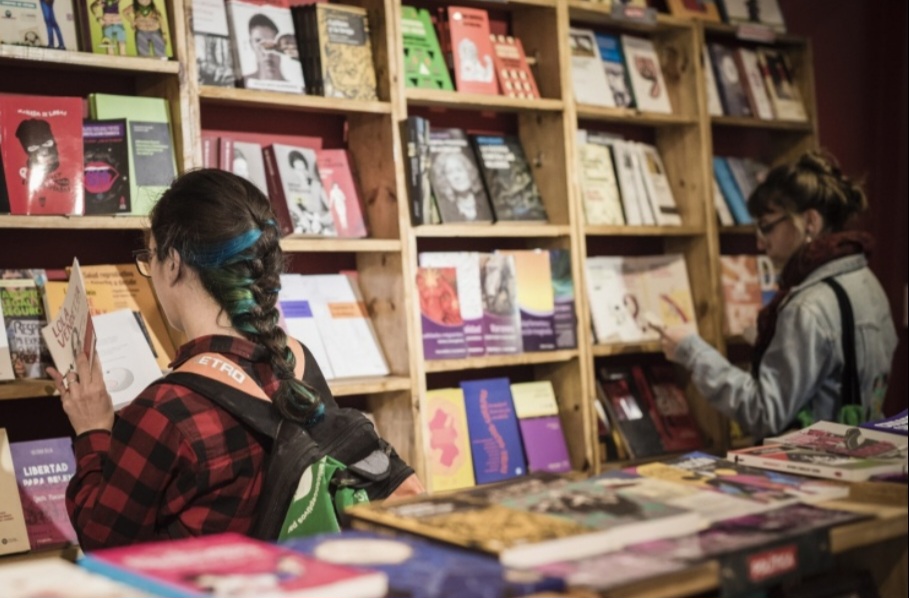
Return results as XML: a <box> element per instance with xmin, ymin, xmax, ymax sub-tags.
<box><xmin>0</xmin><ymin>427</ymin><xmax>30</xmax><ymax>557</ymax></box>
<box><xmin>0</xmin><ymin>0</ymin><xmax>79</xmax><ymax>50</ymax></box>
<box><xmin>400</xmin><ymin>5</ymin><xmax>454</xmax><ymax>91</ymax></box>
<box><xmin>225</xmin><ymin>0</ymin><xmax>304</xmax><ymax>93</ymax></box>
<box><xmin>427</xmin><ymin>127</ymin><xmax>495</xmax><ymax>224</ymax></box>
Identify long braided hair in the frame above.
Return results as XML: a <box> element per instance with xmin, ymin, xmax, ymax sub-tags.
<box><xmin>149</xmin><ymin>168</ymin><xmax>323</xmax><ymax>425</ymax></box>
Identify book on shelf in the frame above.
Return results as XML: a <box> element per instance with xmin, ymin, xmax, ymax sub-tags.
<box><xmin>193</xmin><ymin>0</ymin><xmax>237</xmax><ymax>87</ymax></box>
<box><xmin>401</xmin><ymin>115</ymin><xmax>434</xmax><ymax>226</ymax></box>
<box><xmin>635</xmin><ymin>142</ymin><xmax>682</xmax><ymax>226</ymax></box>
<box><xmin>0</xmin><ymin>94</ymin><xmax>84</xmax><ymax>215</ymax></box>
<box><xmin>548</xmin><ymin>249</ymin><xmax>578</xmax><ymax>350</ymax></box>
<box><xmin>83</xmin><ymin>119</ymin><xmax>131</xmax><ymax>215</ymax></box>
<box><xmin>637</xmin><ymin>365</ymin><xmax>703</xmax><ymax>453</ymax></box>
<box><xmin>121</xmin><ymin>0</ymin><xmax>173</xmax><ymax>58</ymax></box>
<box><xmin>40</xmin><ymin>257</ymin><xmax>95</xmax><ymax>385</ymax></box>
<box><xmin>416</xmin><ymin>266</ymin><xmax>468</xmax><ymax>361</ymax></box>
<box><xmin>717</xmin><ymin>0</ymin><xmax>787</xmax><ymax>33</ymax></box>
<box><xmin>712</xmin><ymin>174</ymin><xmax>736</xmax><ymax>226</ymax></box>
<box><xmin>734</xmin><ymin>47</ymin><xmax>775</xmax><ymax>120</ymax></box>
<box><xmin>446</xmin><ymin>5</ymin><xmax>498</xmax><ymax>96</ymax></box>
<box><xmin>621</xmin><ymin>34</ymin><xmax>673</xmax><ymax>114</ymax></box>
<box><xmin>594</xmin><ymin>32</ymin><xmax>635</xmax><ymax>109</ymax></box>
<box><xmin>701</xmin><ymin>46</ymin><xmax>724</xmax><ymax>117</ymax></box>
<box><xmin>0</xmin><ymin>557</ymin><xmax>160</xmax><ymax>598</ymax></box>
<box><xmin>89</xmin><ymin>93</ymin><xmax>177</xmax><ymax>216</ymax></box>
<box><xmin>399</xmin><ymin>5</ymin><xmax>454</xmax><ymax>91</ymax></box>
<box><xmin>418</xmin><ymin>252</ymin><xmax>485</xmax><ymax>357</ymax></box>
<box><xmin>470</xmin><ymin>134</ymin><xmax>548</xmax><ymax>223</ymax></box>
<box><xmin>200</xmin><ymin>131</ymin><xmax>221</xmax><ymax>168</ymax></box>
<box><xmin>278</xmin><ymin>273</ymin><xmax>335</xmax><ymax>380</ymax></box>
<box><xmin>489</xmin><ymin>34</ymin><xmax>540</xmax><ymax>100</ymax></box>
<box><xmin>584</xmin><ymin>256</ymin><xmax>644</xmax><ymax>344</ymax></box>
<box><xmin>609</xmin><ymin>138</ymin><xmax>655</xmax><ymax>225</ymax></box>
<box><xmin>263</xmin><ymin>143</ymin><xmax>336</xmax><ymax>237</ymax></box>
<box><xmin>708</xmin><ymin>43</ymin><xmax>752</xmax><ymax>117</ymax></box>
<box><xmin>0</xmin><ymin>428</ymin><xmax>30</xmax><ymax>557</ymax></box>
<box><xmin>460</xmin><ymin>377</ymin><xmax>527</xmax><ymax>485</ymax></box>
<box><xmin>860</xmin><ymin>409</ymin><xmax>908</xmax><ymax>436</ymax></box>
<box><xmin>478</xmin><ymin>252</ymin><xmax>522</xmax><ymax>355</ymax></box>
<box><xmin>220</xmin><ymin>137</ymin><xmax>269</xmax><ymax>195</ymax></box>
<box><xmin>510</xmin><ymin>380</ymin><xmax>571</xmax><ymax>474</ymax></box>
<box><xmin>78</xmin><ymin>532</ymin><xmax>388</xmax><ymax>598</ymax></box>
<box><xmin>498</xmin><ymin>249</ymin><xmax>556</xmax><ymax>353</ymax></box>
<box><xmin>8</xmin><ymin>436</ymin><xmax>78</xmax><ymax>551</ymax></box>
<box><xmin>225</xmin><ymin>0</ymin><xmax>304</xmax><ymax>93</ymax></box>
<box><xmin>424</xmin><ymin>387</ymin><xmax>476</xmax><ymax>492</ymax></box>
<box><xmin>0</xmin><ymin>277</ymin><xmax>52</xmax><ymax>380</ymax></box>
<box><xmin>0</xmin><ymin>303</ymin><xmax>13</xmax><ymax>381</ymax></box>
<box><xmin>0</xmin><ymin>0</ymin><xmax>78</xmax><ymax>50</ymax></box>
<box><xmin>316</xmin><ymin>149</ymin><xmax>368</xmax><ymax>238</ymax></box>
<box><xmin>757</xmin><ymin>48</ymin><xmax>808</xmax><ymax>121</ymax></box>
<box><xmin>93</xmin><ymin>309</ymin><xmax>164</xmax><ymax>409</ymax></box>
<box><xmin>428</xmin><ymin>127</ymin><xmax>494</xmax><ymax>224</ymax></box>
<box><xmin>282</xmin><ymin>529</ymin><xmax>567</xmax><ymax>598</ymax></box>
<box><xmin>596</xmin><ymin>366</ymin><xmax>666</xmax><ymax>460</ymax></box>
<box><xmin>576</xmin><ymin>136</ymin><xmax>625</xmax><ymax>226</ymax></box>
<box><xmin>712</xmin><ymin>156</ymin><xmax>753</xmax><ymax>225</ymax></box>
<box><xmin>665</xmin><ymin>0</ymin><xmax>722</xmax><ymax>23</ymax></box>
<box><xmin>568</xmin><ymin>27</ymin><xmax>614</xmax><ymax>108</ymax></box>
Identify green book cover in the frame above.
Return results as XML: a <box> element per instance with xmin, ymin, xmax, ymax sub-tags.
<box><xmin>401</xmin><ymin>5</ymin><xmax>453</xmax><ymax>90</ymax></box>
<box><xmin>89</xmin><ymin>94</ymin><xmax>177</xmax><ymax>216</ymax></box>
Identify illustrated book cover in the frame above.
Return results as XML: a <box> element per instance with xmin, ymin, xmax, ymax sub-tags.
<box><xmin>304</xmin><ymin>3</ymin><xmax>377</xmax><ymax>100</ymax></box>
<box><xmin>418</xmin><ymin>251</ymin><xmax>485</xmax><ymax>357</ymax></box>
<box><xmin>549</xmin><ymin>249</ymin><xmax>578</xmax><ymax>350</ymax></box>
<box><xmin>497</xmin><ymin>249</ymin><xmax>556</xmax><ymax>352</ymax></box>
<box><xmin>222</xmin><ymin>138</ymin><xmax>269</xmax><ymax>195</ymax></box>
<box><xmin>594</xmin><ymin>32</ymin><xmax>634</xmax><ymax>108</ymax></box>
<box><xmin>446</xmin><ymin>5</ymin><xmax>498</xmax><ymax>96</ymax></box>
<box><xmin>510</xmin><ymin>380</ymin><xmax>571</xmax><ymax>474</ymax></box>
<box><xmin>93</xmin><ymin>308</ymin><xmax>164</xmax><ymax>409</ymax></box>
<box><xmin>596</xmin><ymin>366</ymin><xmax>665</xmax><ymax>459</ymax></box>
<box><xmin>460</xmin><ymin>377</ymin><xmax>527</xmax><ymax>485</ymax></box>
<box><xmin>83</xmin><ymin>119</ymin><xmax>131</xmax><ymax>214</ymax></box>
<box><xmin>720</xmin><ymin>254</ymin><xmax>763</xmax><ymax>338</ymax></box>
<box><xmin>637</xmin><ymin>365</ymin><xmax>703</xmax><ymax>453</ymax></box>
<box><xmin>193</xmin><ymin>0</ymin><xmax>236</xmax><ymax>86</ymax></box>
<box><xmin>470</xmin><ymin>134</ymin><xmax>547</xmax><ymax>222</ymax></box>
<box><xmin>576</xmin><ymin>137</ymin><xmax>625</xmax><ymax>225</ymax></box>
<box><xmin>424</xmin><ymin>387</ymin><xmax>476</xmax><ymax>492</ymax></box>
<box><xmin>416</xmin><ymin>266</ymin><xmax>468</xmax><ymax>360</ymax></box>
<box><xmin>0</xmin><ymin>278</ymin><xmax>52</xmax><ymax>379</ymax></box>
<box><xmin>727</xmin><ymin>444</ymin><xmax>908</xmax><ymax>483</ymax></box>
<box><xmin>9</xmin><ymin>436</ymin><xmax>78</xmax><ymax>551</ymax></box>
<box><xmin>316</xmin><ymin>149</ymin><xmax>368</xmax><ymax>238</ymax></box>
<box><xmin>263</xmin><ymin>143</ymin><xmax>336</xmax><ymax>236</ymax></box>
<box><xmin>621</xmin><ymin>34</ymin><xmax>673</xmax><ymax>114</ymax></box>
<box><xmin>757</xmin><ymin>48</ymin><xmax>808</xmax><ymax>121</ymax></box>
<box><xmin>489</xmin><ymin>34</ymin><xmax>539</xmax><ymax>99</ymax></box>
<box><xmin>0</xmin><ymin>0</ymin><xmax>78</xmax><ymax>50</ymax></box>
<box><xmin>708</xmin><ymin>43</ymin><xmax>752</xmax><ymax>117</ymax></box>
<box><xmin>568</xmin><ymin>27</ymin><xmax>613</xmax><ymax>107</ymax></box>
<box><xmin>400</xmin><ymin>5</ymin><xmax>454</xmax><ymax>90</ymax></box>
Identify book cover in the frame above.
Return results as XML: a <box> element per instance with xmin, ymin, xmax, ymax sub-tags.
<box><xmin>757</xmin><ymin>48</ymin><xmax>808</xmax><ymax>121</ymax></box>
<box><xmin>0</xmin><ymin>558</ymin><xmax>158</xmax><ymax>598</ymax></box>
<box><xmin>416</xmin><ymin>266</ymin><xmax>468</xmax><ymax>361</ymax></box>
<box><xmin>576</xmin><ymin>139</ymin><xmax>625</xmax><ymax>225</ymax></box>
<box><xmin>637</xmin><ymin>365</ymin><xmax>703</xmax><ymax>452</ymax></box>
<box><xmin>0</xmin><ymin>0</ymin><xmax>78</xmax><ymax>50</ymax></box>
<box><xmin>401</xmin><ymin>115</ymin><xmax>433</xmax><ymax>225</ymax></box>
<box><xmin>264</xmin><ymin>143</ymin><xmax>336</xmax><ymax>236</ymax></box>
<box><xmin>121</xmin><ymin>0</ymin><xmax>173</xmax><ymax>58</ymax></box>
<box><xmin>418</xmin><ymin>252</ymin><xmax>485</xmax><ymax>357</ymax></box>
<box><xmin>702</xmin><ymin>45</ymin><xmax>724</xmax><ymax>117</ymax></box>
<box><xmin>708</xmin><ymin>43</ymin><xmax>752</xmax><ymax>117</ymax></box>
<box><xmin>597</xmin><ymin>367</ymin><xmax>665</xmax><ymax>459</ymax></box>
<box><xmin>0</xmin><ymin>428</ymin><xmax>30</xmax><ymax>556</ymax></box>
<box><xmin>312</xmin><ymin>3</ymin><xmax>377</xmax><ymax>100</ymax></box>
<box><xmin>718</xmin><ymin>0</ymin><xmax>787</xmax><ymax>32</ymax></box>
<box><xmin>627</xmin><ymin>254</ymin><xmax>698</xmax><ymax>337</ymax></box>
<box><xmin>83</xmin><ymin>119</ymin><xmax>131</xmax><ymax>214</ymax></box>
<box><xmin>224</xmin><ymin>138</ymin><xmax>269</xmax><ymax>195</ymax></box>
<box><xmin>0</xmin><ymin>305</ymin><xmax>12</xmax><ymax>380</ymax></box>
<box><xmin>460</xmin><ymin>377</ymin><xmax>527</xmax><ymax>485</ymax></box>
<box><xmin>9</xmin><ymin>436</ymin><xmax>77</xmax><ymax>551</ymax></box>
<box><xmin>519</xmin><ymin>417</ymin><xmax>571</xmax><ymax>475</ymax></box>
<box><xmin>568</xmin><ymin>27</ymin><xmax>614</xmax><ymax>107</ymax></box>
<box><xmin>498</xmin><ymin>249</ymin><xmax>555</xmax><ymax>352</ymax></box>
<box><xmin>424</xmin><ymin>387</ymin><xmax>476</xmax><ymax>492</ymax></box>
<box><xmin>316</xmin><ymin>149</ymin><xmax>368</xmax><ymax>238</ymax></box>
<box><xmin>735</xmin><ymin>47</ymin><xmax>775</xmax><ymax>120</ymax></box>
<box><xmin>400</xmin><ymin>5</ymin><xmax>454</xmax><ymax>90</ymax></box>
<box><xmin>93</xmin><ymin>309</ymin><xmax>163</xmax><ymax>409</ymax></box>
<box><xmin>713</xmin><ymin>156</ymin><xmax>752</xmax><ymax>224</ymax></box>
<box><xmin>594</xmin><ymin>32</ymin><xmax>634</xmax><ymax>108</ymax></box>
<box><xmin>480</xmin><ymin>252</ymin><xmax>524</xmax><ymax>355</ymax></box>
<box><xmin>489</xmin><ymin>34</ymin><xmax>540</xmax><ymax>99</ymax></box>
<box><xmin>428</xmin><ymin>128</ymin><xmax>494</xmax><ymax>224</ymax></box>
<box><xmin>726</xmin><ymin>156</ymin><xmax>759</xmax><ymax>204</ymax></box>
<box><xmin>666</xmin><ymin>0</ymin><xmax>722</xmax><ymax>23</ymax></box>
<box><xmin>0</xmin><ymin>94</ymin><xmax>84</xmax><ymax>215</ymax></box>
<box><xmin>470</xmin><ymin>134</ymin><xmax>547</xmax><ymax>222</ymax></box>
<box><xmin>535</xmin><ymin>549</ymin><xmax>687</xmax><ymax>593</ymax></box>
<box><xmin>90</xmin><ymin>93</ymin><xmax>176</xmax><ymax>215</ymax></box>
<box><xmin>610</xmin><ymin>138</ymin><xmax>654</xmax><ymax>225</ymax></box>
<box><xmin>636</xmin><ymin>143</ymin><xmax>682</xmax><ymax>226</ymax></box>
<box><xmin>728</xmin><ymin>444</ymin><xmax>908</xmax><ymax>483</ymax></box>
<box><xmin>509</xmin><ymin>380</ymin><xmax>559</xmax><ymax>420</ymax></box>
<box><xmin>0</xmin><ymin>278</ymin><xmax>51</xmax><ymax>379</ymax></box>
<box><xmin>283</xmin><ymin>529</ymin><xmax>566</xmax><ymax>598</ymax></box>
<box><xmin>621</xmin><ymin>34</ymin><xmax>673</xmax><ymax>114</ymax></box>
<box><xmin>765</xmin><ymin>421</ymin><xmax>908</xmax><ymax>458</ymax></box>
<box><xmin>447</xmin><ymin>6</ymin><xmax>498</xmax><ymax>95</ymax></box>
<box><xmin>225</xmin><ymin>0</ymin><xmax>304</xmax><ymax>93</ymax></box>
<box><xmin>278</xmin><ymin>273</ymin><xmax>334</xmax><ymax>380</ymax></box>
<box><xmin>583</xmin><ymin>256</ymin><xmax>642</xmax><ymax>343</ymax></box>
<box><xmin>860</xmin><ymin>409</ymin><xmax>908</xmax><ymax>436</ymax></box>
<box><xmin>193</xmin><ymin>0</ymin><xmax>236</xmax><ymax>86</ymax></box>
<box><xmin>78</xmin><ymin>532</ymin><xmax>388</xmax><ymax>598</ymax></box>
<box><xmin>720</xmin><ymin>254</ymin><xmax>763</xmax><ymax>337</ymax></box>
<box><xmin>713</xmin><ymin>174</ymin><xmax>736</xmax><ymax>226</ymax></box>
<box><xmin>548</xmin><ymin>249</ymin><xmax>577</xmax><ymax>350</ymax></box>
<box><xmin>40</xmin><ymin>258</ymin><xmax>95</xmax><ymax>381</ymax></box>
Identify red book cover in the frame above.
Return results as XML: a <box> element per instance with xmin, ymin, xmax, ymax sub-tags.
<box><xmin>635</xmin><ymin>365</ymin><xmax>702</xmax><ymax>453</ymax></box>
<box><xmin>262</xmin><ymin>144</ymin><xmax>295</xmax><ymax>236</ymax></box>
<box><xmin>0</xmin><ymin>94</ymin><xmax>84</xmax><ymax>215</ymax></box>
<box><xmin>490</xmin><ymin>35</ymin><xmax>540</xmax><ymax>99</ymax></box>
<box><xmin>316</xmin><ymin>149</ymin><xmax>367</xmax><ymax>238</ymax></box>
<box><xmin>446</xmin><ymin>6</ymin><xmax>499</xmax><ymax>95</ymax></box>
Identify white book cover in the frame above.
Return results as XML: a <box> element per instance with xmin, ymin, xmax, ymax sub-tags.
<box><xmin>0</xmin><ymin>428</ymin><xmax>29</xmax><ymax>557</ymax></box>
<box><xmin>609</xmin><ymin>139</ymin><xmax>648</xmax><ymax>226</ymax></box>
<box><xmin>635</xmin><ymin>143</ymin><xmax>682</xmax><ymax>226</ymax></box>
<box><xmin>621</xmin><ymin>34</ymin><xmax>673</xmax><ymax>114</ymax></box>
<box><xmin>40</xmin><ymin>258</ymin><xmax>95</xmax><ymax>381</ymax></box>
<box><xmin>577</xmin><ymin>141</ymin><xmax>625</xmax><ymax>225</ymax></box>
<box><xmin>279</xmin><ymin>274</ymin><xmax>335</xmax><ymax>380</ymax></box>
<box><xmin>230</xmin><ymin>140</ymin><xmax>269</xmax><ymax>195</ymax></box>
<box><xmin>568</xmin><ymin>27</ymin><xmax>614</xmax><ymax>107</ymax></box>
<box><xmin>194</xmin><ymin>0</ymin><xmax>231</xmax><ymax>36</ymax></box>
<box><xmin>736</xmin><ymin>48</ymin><xmax>774</xmax><ymax>120</ymax></box>
<box><xmin>766</xmin><ymin>421</ymin><xmax>908</xmax><ymax>456</ymax></box>
<box><xmin>298</xmin><ymin>274</ymin><xmax>389</xmax><ymax>378</ymax></box>
<box><xmin>702</xmin><ymin>46</ymin><xmax>723</xmax><ymax>117</ymax></box>
<box><xmin>271</xmin><ymin>143</ymin><xmax>336</xmax><ymax>236</ymax></box>
<box><xmin>584</xmin><ymin>256</ymin><xmax>642</xmax><ymax>343</ymax></box>
<box><xmin>627</xmin><ymin>254</ymin><xmax>698</xmax><ymax>336</ymax></box>
<box><xmin>0</xmin><ymin>305</ymin><xmax>13</xmax><ymax>381</ymax></box>
<box><xmin>93</xmin><ymin>309</ymin><xmax>165</xmax><ymax>410</ymax></box>
<box><xmin>418</xmin><ymin>252</ymin><xmax>485</xmax><ymax>357</ymax></box>
<box><xmin>0</xmin><ymin>558</ymin><xmax>156</xmax><ymax>598</ymax></box>
<box><xmin>225</xmin><ymin>0</ymin><xmax>304</xmax><ymax>93</ymax></box>
<box><xmin>0</xmin><ymin>0</ymin><xmax>78</xmax><ymax>50</ymax></box>
<box><xmin>757</xmin><ymin>48</ymin><xmax>808</xmax><ymax>121</ymax></box>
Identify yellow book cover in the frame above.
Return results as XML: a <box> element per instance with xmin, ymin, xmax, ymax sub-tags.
<box><xmin>0</xmin><ymin>428</ymin><xmax>29</xmax><ymax>556</ymax></box>
<box><xmin>509</xmin><ymin>380</ymin><xmax>559</xmax><ymax>419</ymax></box>
<box><xmin>425</xmin><ymin>387</ymin><xmax>475</xmax><ymax>493</ymax></box>
<box><xmin>497</xmin><ymin>249</ymin><xmax>556</xmax><ymax>352</ymax></box>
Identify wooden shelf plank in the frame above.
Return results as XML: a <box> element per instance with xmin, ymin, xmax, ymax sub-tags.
<box><xmin>424</xmin><ymin>350</ymin><xmax>578</xmax><ymax>373</ymax></box>
<box><xmin>711</xmin><ymin>116</ymin><xmax>814</xmax><ymax>131</ymax></box>
<box><xmin>592</xmin><ymin>341</ymin><xmax>663</xmax><ymax>356</ymax></box>
<box><xmin>585</xmin><ymin>225</ymin><xmax>706</xmax><ymax>237</ymax></box>
<box><xmin>405</xmin><ymin>88</ymin><xmax>564</xmax><ymax>113</ymax></box>
<box><xmin>0</xmin><ymin>215</ymin><xmax>147</xmax><ymax>230</ymax></box>
<box><xmin>567</xmin><ymin>2</ymin><xmax>692</xmax><ymax>32</ymax></box>
<box><xmin>576</xmin><ymin>105</ymin><xmax>698</xmax><ymax>126</ymax></box>
<box><xmin>280</xmin><ymin>238</ymin><xmax>401</xmax><ymax>253</ymax></box>
<box><xmin>0</xmin><ymin>46</ymin><xmax>179</xmax><ymax>74</ymax></box>
<box><xmin>199</xmin><ymin>86</ymin><xmax>392</xmax><ymax>115</ymax></box>
<box><xmin>413</xmin><ymin>224</ymin><xmax>571</xmax><ymax>238</ymax></box>
<box><xmin>0</xmin><ymin>380</ymin><xmax>57</xmax><ymax>402</ymax></box>
<box><xmin>701</xmin><ymin>21</ymin><xmax>807</xmax><ymax>46</ymax></box>
<box><xmin>329</xmin><ymin>375</ymin><xmax>411</xmax><ymax>397</ymax></box>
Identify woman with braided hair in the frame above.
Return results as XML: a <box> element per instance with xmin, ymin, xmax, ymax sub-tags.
<box><xmin>48</xmin><ymin>169</ymin><xmax>422</xmax><ymax>550</ymax></box>
<box><xmin>655</xmin><ymin>150</ymin><xmax>897</xmax><ymax>438</ymax></box>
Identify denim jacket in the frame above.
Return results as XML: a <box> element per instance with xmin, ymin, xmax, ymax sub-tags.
<box><xmin>675</xmin><ymin>254</ymin><xmax>898</xmax><ymax>438</ymax></box>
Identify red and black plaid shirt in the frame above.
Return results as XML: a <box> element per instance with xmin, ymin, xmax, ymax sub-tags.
<box><xmin>67</xmin><ymin>335</ymin><xmax>315</xmax><ymax>551</ymax></box>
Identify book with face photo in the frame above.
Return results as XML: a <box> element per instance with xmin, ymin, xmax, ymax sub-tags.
<box><xmin>226</xmin><ymin>0</ymin><xmax>304</xmax><ymax>93</ymax></box>
<box><xmin>427</xmin><ymin>128</ymin><xmax>494</xmax><ymax>224</ymax></box>
<box><xmin>264</xmin><ymin>143</ymin><xmax>336</xmax><ymax>237</ymax></box>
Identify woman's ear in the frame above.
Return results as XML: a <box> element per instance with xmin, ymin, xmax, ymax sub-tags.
<box><xmin>803</xmin><ymin>208</ymin><xmax>825</xmax><ymax>238</ymax></box>
<box><xmin>165</xmin><ymin>248</ymin><xmax>183</xmax><ymax>285</ymax></box>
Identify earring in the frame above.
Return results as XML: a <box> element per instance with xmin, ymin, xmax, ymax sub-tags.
<box><xmin>805</xmin><ymin>234</ymin><xmax>813</xmax><ymax>244</ymax></box>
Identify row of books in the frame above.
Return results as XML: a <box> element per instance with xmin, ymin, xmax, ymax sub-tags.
<box><xmin>402</xmin><ymin>117</ymin><xmax>548</xmax><ymax>226</ymax></box>
<box><xmin>667</xmin><ymin>0</ymin><xmax>788</xmax><ymax>33</ymax></box>
<box><xmin>577</xmin><ymin>130</ymin><xmax>681</xmax><ymax>226</ymax></box>
<box><xmin>201</xmin><ymin>130</ymin><xmax>369</xmax><ymax>238</ymax></box>
<box><xmin>193</xmin><ymin>0</ymin><xmax>379</xmax><ymax>100</ymax></box>
<box><xmin>713</xmin><ymin>154</ymin><xmax>770</xmax><ymax>226</ymax></box>
<box><xmin>0</xmin><ymin>0</ymin><xmax>173</xmax><ymax>58</ymax></box>
<box><xmin>569</xmin><ymin>27</ymin><xmax>673</xmax><ymax>114</ymax></box>
<box><xmin>0</xmin><ymin>92</ymin><xmax>176</xmax><ymax>217</ymax></box>
<box><xmin>416</xmin><ymin>249</ymin><xmax>577</xmax><ymax>360</ymax></box>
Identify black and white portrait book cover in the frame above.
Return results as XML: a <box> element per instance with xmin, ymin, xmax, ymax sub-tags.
<box><xmin>427</xmin><ymin>128</ymin><xmax>494</xmax><ymax>224</ymax></box>
<box><xmin>225</xmin><ymin>0</ymin><xmax>304</xmax><ymax>93</ymax></box>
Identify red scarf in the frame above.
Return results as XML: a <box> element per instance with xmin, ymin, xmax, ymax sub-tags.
<box><xmin>751</xmin><ymin>231</ymin><xmax>874</xmax><ymax>374</ymax></box>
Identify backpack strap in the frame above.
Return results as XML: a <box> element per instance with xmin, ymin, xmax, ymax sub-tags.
<box><xmin>822</xmin><ymin>276</ymin><xmax>861</xmax><ymax>409</ymax></box>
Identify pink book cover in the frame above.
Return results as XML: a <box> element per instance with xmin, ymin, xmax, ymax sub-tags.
<box><xmin>316</xmin><ymin>149</ymin><xmax>368</xmax><ymax>238</ymax></box>
<box><xmin>79</xmin><ymin>532</ymin><xmax>388</xmax><ymax>597</ymax></box>
<box><xmin>447</xmin><ymin>6</ymin><xmax>499</xmax><ymax>95</ymax></box>
<box><xmin>0</xmin><ymin>94</ymin><xmax>84</xmax><ymax>215</ymax></box>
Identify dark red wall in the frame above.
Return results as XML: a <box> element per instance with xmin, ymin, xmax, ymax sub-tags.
<box><xmin>782</xmin><ymin>1</ymin><xmax>908</xmax><ymax>415</ymax></box>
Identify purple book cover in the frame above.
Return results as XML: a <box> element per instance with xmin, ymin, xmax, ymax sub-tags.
<box><xmin>479</xmin><ymin>253</ymin><xmax>522</xmax><ymax>355</ymax></box>
<box><xmin>9</xmin><ymin>437</ymin><xmax>77</xmax><ymax>550</ymax></box>
<box><xmin>500</xmin><ymin>250</ymin><xmax>556</xmax><ymax>353</ymax></box>
<box><xmin>416</xmin><ymin>267</ymin><xmax>468</xmax><ymax>360</ymax></box>
<box><xmin>461</xmin><ymin>377</ymin><xmax>527</xmax><ymax>484</ymax></box>
<box><xmin>519</xmin><ymin>416</ymin><xmax>571</xmax><ymax>474</ymax></box>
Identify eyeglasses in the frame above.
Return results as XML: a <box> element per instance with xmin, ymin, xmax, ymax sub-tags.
<box><xmin>133</xmin><ymin>249</ymin><xmax>153</xmax><ymax>278</ymax></box>
<box><xmin>756</xmin><ymin>214</ymin><xmax>789</xmax><ymax>238</ymax></box>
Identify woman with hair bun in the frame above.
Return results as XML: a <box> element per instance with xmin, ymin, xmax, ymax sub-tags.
<box><xmin>48</xmin><ymin>169</ymin><xmax>422</xmax><ymax>550</ymax></box>
<box><xmin>656</xmin><ymin>150</ymin><xmax>897</xmax><ymax>438</ymax></box>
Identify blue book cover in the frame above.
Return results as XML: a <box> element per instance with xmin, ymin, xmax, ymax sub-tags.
<box><xmin>282</xmin><ymin>530</ymin><xmax>566</xmax><ymax>598</ymax></box>
<box><xmin>594</xmin><ymin>32</ymin><xmax>634</xmax><ymax>108</ymax></box>
<box><xmin>713</xmin><ymin>156</ymin><xmax>753</xmax><ymax>225</ymax></box>
<box><xmin>460</xmin><ymin>377</ymin><xmax>527</xmax><ymax>484</ymax></box>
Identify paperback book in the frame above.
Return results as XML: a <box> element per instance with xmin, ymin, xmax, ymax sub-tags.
<box><xmin>193</xmin><ymin>0</ymin><xmax>236</xmax><ymax>86</ymax></box>
<box><xmin>40</xmin><ymin>257</ymin><xmax>95</xmax><ymax>381</ymax></box>
<box><xmin>400</xmin><ymin>5</ymin><xmax>454</xmax><ymax>90</ymax></box>
<box><xmin>418</xmin><ymin>252</ymin><xmax>485</xmax><ymax>357</ymax></box>
<box><xmin>470</xmin><ymin>134</ymin><xmax>547</xmax><ymax>222</ymax></box>
<box><xmin>478</xmin><ymin>253</ymin><xmax>522</xmax><ymax>355</ymax></box>
<box><xmin>0</xmin><ymin>278</ymin><xmax>52</xmax><ymax>379</ymax></box>
<box><xmin>424</xmin><ymin>387</ymin><xmax>476</xmax><ymax>492</ymax></box>
<box><xmin>416</xmin><ymin>266</ymin><xmax>468</xmax><ymax>360</ymax></box>
<box><xmin>460</xmin><ymin>377</ymin><xmax>526</xmax><ymax>485</ymax></box>
<box><xmin>428</xmin><ymin>128</ymin><xmax>494</xmax><ymax>224</ymax></box>
<box><xmin>83</xmin><ymin>119</ymin><xmax>131</xmax><ymax>214</ymax></box>
<box><xmin>446</xmin><ymin>5</ymin><xmax>498</xmax><ymax>95</ymax></box>
<box><xmin>0</xmin><ymin>428</ymin><xmax>30</xmax><ymax>556</ymax></box>
<box><xmin>226</xmin><ymin>0</ymin><xmax>304</xmax><ymax>93</ymax></box>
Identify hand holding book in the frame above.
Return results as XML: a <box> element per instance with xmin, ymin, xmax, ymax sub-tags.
<box><xmin>48</xmin><ymin>349</ymin><xmax>115</xmax><ymax>435</ymax></box>
<box><xmin>645</xmin><ymin>311</ymin><xmax>696</xmax><ymax>363</ymax></box>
